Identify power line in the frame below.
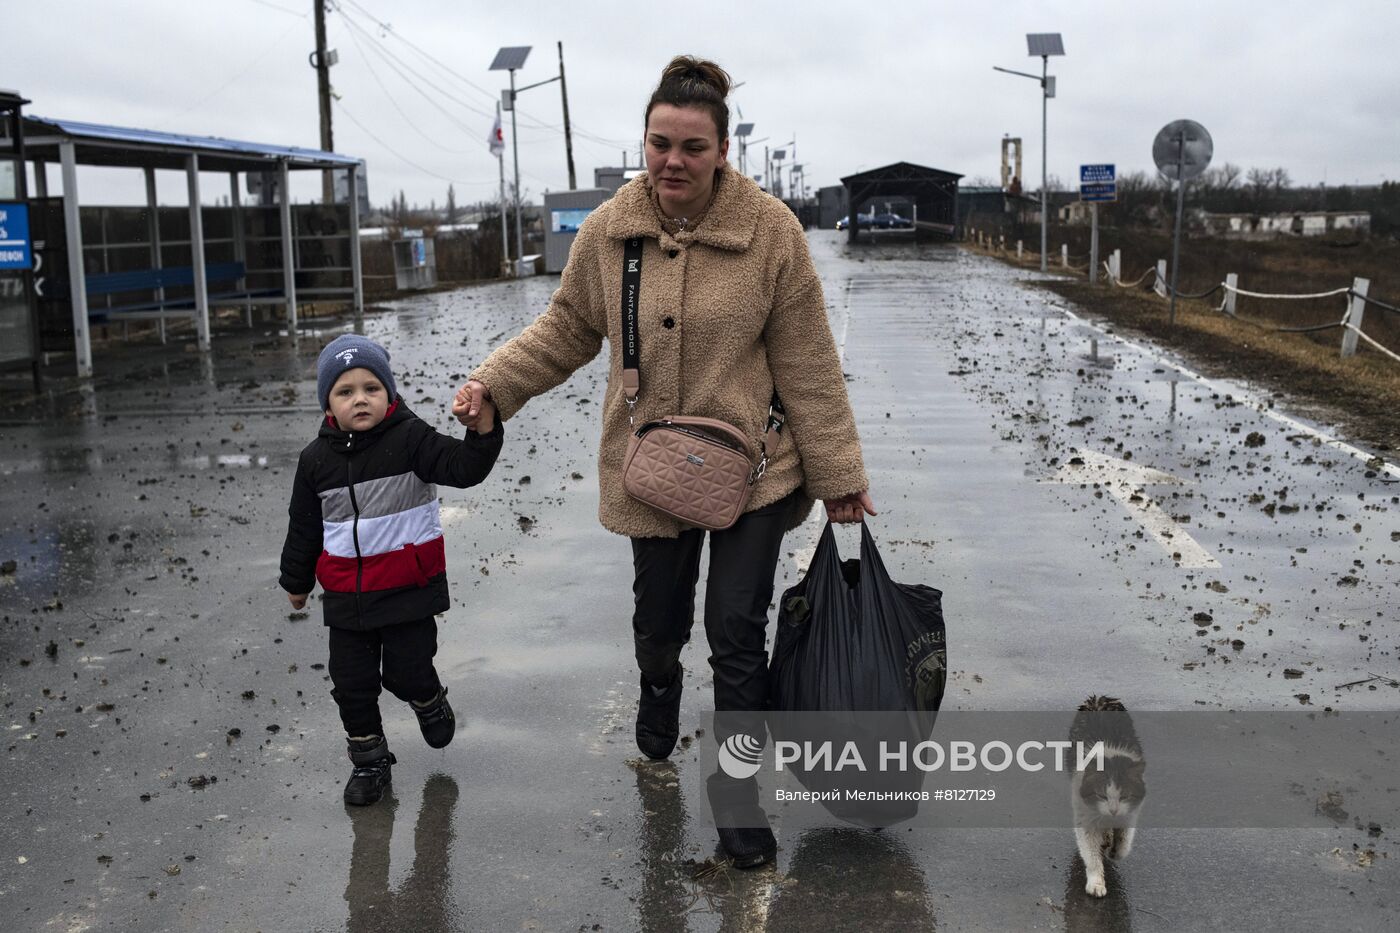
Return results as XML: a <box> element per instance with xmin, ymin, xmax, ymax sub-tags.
<box><xmin>158</xmin><ymin>18</ymin><xmax>304</xmax><ymax>128</ymax></box>
<box><xmin>334</xmin><ymin>1</ymin><xmax>633</xmax><ymax>187</ymax></box>
<box><xmin>340</xmin><ymin>16</ymin><xmax>477</xmax><ymax>155</ymax></box>
<box><xmin>334</xmin><ymin>99</ymin><xmax>495</xmax><ymax>189</ymax></box>
<box><xmin>340</xmin><ymin>0</ymin><xmax>499</xmax><ymax>105</ymax></box>
<box><xmin>245</xmin><ymin>0</ymin><xmax>307</xmax><ymax>18</ymax></box>
<box><xmin>338</xmin><ymin>0</ymin><xmax>635</xmax><ymax>149</ymax></box>
<box><xmin>336</xmin><ymin>3</ymin><xmax>495</xmax><ymax>123</ymax></box>
<box><xmin>336</xmin><ymin>5</ymin><xmax>608</xmax><ymax>178</ymax></box>
<box><xmin>335</xmin><ymin>4</ymin><xmax>495</xmax><ymax>125</ymax></box>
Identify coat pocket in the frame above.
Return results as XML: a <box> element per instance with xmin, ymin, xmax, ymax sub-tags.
<box><xmin>403</xmin><ymin>541</ymin><xmax>431</xmax><ymax>588</ymax></box>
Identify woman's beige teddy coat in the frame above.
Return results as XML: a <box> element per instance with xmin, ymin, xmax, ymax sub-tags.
<box><xmin>470</xmin><ymin>163</ymin><xmax>868</xmax><ymax>538</ymax></box>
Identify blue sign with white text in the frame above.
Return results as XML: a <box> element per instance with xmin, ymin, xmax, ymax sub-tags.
<box><xmin>1080</xmin><ymin>183</ymin><xmax>1118</xmax><ymax>203</ymax></box>
<box><xmin>1080</xmin><ymin>164</ymin><xmax>1115</xmax><ymax>185</ymax></box>
<box><xmin>0</xmin><ymin>203</ymin><xmax>32</xmax><ymax>270</ymax></box>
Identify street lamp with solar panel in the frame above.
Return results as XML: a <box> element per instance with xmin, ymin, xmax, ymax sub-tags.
<box><xmin>995</xmin><ymin>33</ymin><xmax>1064</xmax><ymax>272</ymax></box>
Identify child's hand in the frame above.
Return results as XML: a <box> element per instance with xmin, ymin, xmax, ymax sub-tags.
<box><xmin>452</xmin><ymin>383</ymin><xmax>474</xmax><ymax>425</ymax></box>
<box><xmin>473</xmin><ymin>397</ymin><xmax>496</xmax><ymax>434</ymax></box>
<box><xmin>288</xmin><ymin>592</ymin><xmax>308</xmax><ymax>610</ymax></box>
<box><xmin>453</xmin><ymin>380</ymin><xmax>495</xmax><ymax>433</ymax></box>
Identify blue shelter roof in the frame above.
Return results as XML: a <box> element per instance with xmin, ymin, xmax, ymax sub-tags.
<box><xmin>23</xmin><ymin>115</ymin><xmax>359</xmax><ymax>171</ymax></box>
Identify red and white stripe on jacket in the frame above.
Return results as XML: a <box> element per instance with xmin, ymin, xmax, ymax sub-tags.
<box><xmin>314</xmin><ymin>471</ymin><xmax>445</xmax><ymax>592</ymax></box>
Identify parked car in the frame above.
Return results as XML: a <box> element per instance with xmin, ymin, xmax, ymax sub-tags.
<box><xmin>838</xmin><ymin>212</ymin><xmax>913</xmax><ymax>231</ymax></box>
<box><xmin>870</xmin><ymin>212</ymin><xmax>913</xmax><ymax>229</ymax></box>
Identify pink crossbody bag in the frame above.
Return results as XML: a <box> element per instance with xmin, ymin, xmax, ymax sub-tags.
<box><xmin>616</xmin><ymin>237</ymin><xmax>784</xmax><ymax>531</ymax></box>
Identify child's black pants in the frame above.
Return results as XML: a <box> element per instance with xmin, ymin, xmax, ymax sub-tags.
<box><xmin>328</xmin><ymin>616</ymin><xmax>443</xmax><ymax>738</ymax></box>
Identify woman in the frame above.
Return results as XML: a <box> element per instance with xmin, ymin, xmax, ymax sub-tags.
<box><xmin>457</xmin><ymin>55</ymin><xmax>874</xmax><ymax>866</ymax></box>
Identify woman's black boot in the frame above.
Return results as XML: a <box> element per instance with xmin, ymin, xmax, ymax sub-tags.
<box><xmin>707</xmin><ymin>771</ymin><xmax>776</xmax><ymax>868</ymax></box>
<box><xmin>636</xmin><ymin>664</ymin><xmax>683</xmax><ymax>759</ymax></box>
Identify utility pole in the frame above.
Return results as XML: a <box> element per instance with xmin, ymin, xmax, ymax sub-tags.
<box><xmin>1040</xmin><ymin>53</ymin><xmax>1048</xmax><ymax>273</ymax></box>
<box><xmin>496</xmin><ymin>102</ymin><xmax>510</xmax><ymax>276</ymax></box>
<box><xmin>558</xmin><ymin>42</ymin><xmax>577</xmax><ymax>190</ymax></box>
<box><xmin>312</xmin><ymin>0</ymin><xmax>334</xmax><ymax>204</ymax></box>
<box><xmin>510</xmin><ymin>70</ymin><xmax>523</xmax><ymax>270</ymax></box>
<box><xmin>995</xmin><ymin>34</ymin><xmax>1063</xmax><ymax>273</ymax></box>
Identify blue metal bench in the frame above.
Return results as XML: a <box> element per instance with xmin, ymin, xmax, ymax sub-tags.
<box><xmin>85</xmin><ymin>262</ymin><xmax>281</xmax><ymax>321</ymax></box>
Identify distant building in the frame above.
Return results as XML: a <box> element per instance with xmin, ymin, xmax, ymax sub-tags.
<box><xmin>959</xmin><ymin>186</ymin><xmax>1040</xmax><ymax>231</ymax></box>
<box><xmin>1202</xmin><ymin>211</ymin><xmax>1371</xmax><ymax>238</ymax></box>
<box><xmin>817</xmin><ymin>184</ymin><xmax>849</xmax><ymax>229</ymax></box>
<box><xmin>1058</xmin><ymin>200</ymin><xmax>1099</xmax><ymax>225</ymax></box>
<box><xmin>960</xmin><ymin>186</ymin><xmax>1031</xmax><ymax>217</ymax></box>
<box><xmin>594</xmin><ymin>166</ymin><xmax>645</xmax><ymax>195</ymax></box>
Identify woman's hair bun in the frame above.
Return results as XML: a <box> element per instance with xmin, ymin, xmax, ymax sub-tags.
<box><xmin>645</xmin><ymin>55</ymin><xmax>732</xmax><ymax>140</ymax></box>
<box><xmin>659</xmin><ymin>56</ymin><xmax>731</xmax><ymax>99</ymax></box>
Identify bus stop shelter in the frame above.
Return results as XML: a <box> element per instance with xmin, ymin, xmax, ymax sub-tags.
<box><xmin>20</xmin><ymin>116</ymin><xmax>364</xmax><ymax>377</ymax></box>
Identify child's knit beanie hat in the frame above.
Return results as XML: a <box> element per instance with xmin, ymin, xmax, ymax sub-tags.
<box><xmin>316</xmin><ymin>334</ymin><xmax>397</xmax><ymax>411</ymax></box>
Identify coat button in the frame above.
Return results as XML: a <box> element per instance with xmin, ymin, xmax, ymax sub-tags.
<box><xmin>668</xmin><ymin>249</ymin><xmax>679</xmax><ymax>258</ymax></box>
<box><xmin>662</xmin><ymin>317</ymin><xmax>675</xmax><ymax>329</ymax></box>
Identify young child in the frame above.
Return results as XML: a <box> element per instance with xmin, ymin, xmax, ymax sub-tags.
<box><xmin>279</xmin><ymin>334</ymin><xmax>502</xmax><ymax>806</ymax></box>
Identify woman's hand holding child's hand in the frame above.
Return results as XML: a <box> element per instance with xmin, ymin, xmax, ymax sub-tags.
<box><xmin>453</xmin><ymin>380</ymin><xmax>495</xmax><ymax>434</ymax></box>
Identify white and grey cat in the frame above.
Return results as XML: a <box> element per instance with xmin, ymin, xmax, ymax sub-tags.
<box><xmin>1068</xmin><ymin>695</ymin><xmax>1146</xmax><ymax>898</ymax></box>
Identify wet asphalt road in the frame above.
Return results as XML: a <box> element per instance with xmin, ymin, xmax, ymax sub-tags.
<box><xmin>1</xmin><ymin>231</ymin><xmax>1396</xmax><ymax>932</ymax></box>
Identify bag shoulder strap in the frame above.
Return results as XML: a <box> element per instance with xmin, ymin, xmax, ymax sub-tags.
<box><xmin>620</xmin><ymin>237</ymin><xmax>643</xmax><ymax>411</ymax></box>
<box><xmin>618</xmin><ymin>236</ymin><xmax>785</xmax><ymax>441</ymax></box>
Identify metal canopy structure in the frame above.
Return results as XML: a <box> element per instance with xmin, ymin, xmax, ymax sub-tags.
<box><xmin>23</xmin><ymin>117</ymin><xmax>359</xmax><ymax>173</ymax></box>
<box><xmin>839</xmin><ymin>161</ymin><xmax>963</xmax><ymax>242</ymax></box>
<box><xmin>20</xmin><ymin>115</ymin><xmax>364</xmax><ymax>378</ymax></box>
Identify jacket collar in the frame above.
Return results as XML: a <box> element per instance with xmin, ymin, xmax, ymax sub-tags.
<box><xmin>320</xmin><ymin>397</ymin><xmax>409</xmax><ymax>452</ymax></box>
<box><xmin>604</xmin><ymin>162</ymin><xmax>762</xmax><ymax>252</ymax></box>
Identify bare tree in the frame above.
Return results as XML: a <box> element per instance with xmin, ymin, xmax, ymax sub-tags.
<box><xmin>1246</xmin><ymin>167</ymin><xmax>1291</xmax><ymax>213</ymax></box>
<box><xmin>1109</xmin><ymin>170</ymin><xmax>1163</xmax><ymax>226</ymax></box>
<box><xmin>1193</xmin><ymin>162</ymin><xmax>1245</xmax><ymax>212</ymax></box>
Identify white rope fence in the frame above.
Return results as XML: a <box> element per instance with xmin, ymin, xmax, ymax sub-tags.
<box><xmin>1094</xmin><ymin>257</ymin><xmax>1398</xmax><ymax>364</ymax></box>
<box><xmin>1222</xmin><ymin>284</ymin><xmax>1350</xmax><ymax>300</ymax></box>
<box><xmin>1340</xmin><ymin>315</ymin><xmax>1400</xmax><ymax>364</ymax></box>
<box><xmin>1104</xmin><ymin>263</ymin><xmax>1155</xmax><ymax>289</ymax></box>
<box><xmin>974</xmin><ymin>238</ymin><xmax>1396</xmax><ymax>363</ymax></box>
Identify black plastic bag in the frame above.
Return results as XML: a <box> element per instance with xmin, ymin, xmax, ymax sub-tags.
<box><xmin>768</xmin><ymin>522</ymin><xmax>946</xmax><ymax>825</ymax></box>
<box><xmin>771</xmin><ymin>522</ymin><xmax>946</xmax><ymax>713</ymax></box>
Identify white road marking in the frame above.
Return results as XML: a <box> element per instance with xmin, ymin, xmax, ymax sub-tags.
<box><xmin>1040</xmin><ymin>448</ymin><xmax>1220</xmax><ymax>569</ymax></box>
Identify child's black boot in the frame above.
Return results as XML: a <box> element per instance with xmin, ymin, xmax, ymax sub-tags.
<box><xmin>344</xmin><ymin>735</ymin><xmax>395</xmax><ymax>806</ymax></box>
<box><xmin>412</xmin><ymin>686</ymin><xmax>456</xmax><ymax>749</ymax></box>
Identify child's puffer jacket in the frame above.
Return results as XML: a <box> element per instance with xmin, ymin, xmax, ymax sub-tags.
<box><xmin>278</xmin><ymin>400</ymin><xmax>503</xmax><ymax>630</ymax></box>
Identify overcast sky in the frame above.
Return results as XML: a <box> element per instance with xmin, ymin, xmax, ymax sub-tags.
<box><xmin>8</xmin><ymin>0</ymin><xmax>1399</xmax><ymax>208</ymax></box>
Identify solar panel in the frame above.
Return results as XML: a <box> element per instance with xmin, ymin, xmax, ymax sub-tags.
<box><xmin>734</xmin><ymin>122</ymin><xmax>754</xmax><ymax>137</ymax></box>
<box><xmin>490</xmin><ymin>47</ymin><xmax>532</xmax><ymax>71</ymax></box>
<box><xmin>1026</xmin><ymin>33</ymin><xmax>1064</xmax><ymax>57</ymax></box>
